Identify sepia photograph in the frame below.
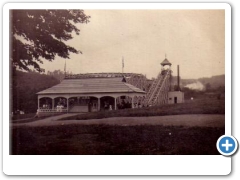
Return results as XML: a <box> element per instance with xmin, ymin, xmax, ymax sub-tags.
<box><xmin>9</xmin><ymin>8</ymin><xmax>225</xmax><ymax>155</ymax></box>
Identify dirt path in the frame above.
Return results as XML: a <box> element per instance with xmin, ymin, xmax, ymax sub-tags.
<box><xmin>12</xmin><ymin>114</ymin><xmax>225</xmax><ymax>127</ymax></box>
<box><xmin>11</xmin><ymin>113</ymin><xmax>79</xmax><ymax>127</ymax></box>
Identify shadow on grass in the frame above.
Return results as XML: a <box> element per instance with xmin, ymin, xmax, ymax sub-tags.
<box><xmin>11</xmin><ymin>124</ymin><xmax>224</xmax><ymax>155</ymax></box>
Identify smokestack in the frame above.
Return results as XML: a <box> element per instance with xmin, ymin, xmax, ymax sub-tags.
<box><xmin>177</xmin><ymin>65</ymin><xmax>180</xmax><ymax>91</ymax></box>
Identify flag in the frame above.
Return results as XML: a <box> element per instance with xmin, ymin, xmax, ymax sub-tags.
<box><xmin>122</xmin><ymin>57</ymin><xmax>124</xmax><ymax>68</ymax></box>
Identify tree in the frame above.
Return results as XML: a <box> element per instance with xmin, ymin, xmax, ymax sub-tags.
<box><xmin>12</xmin><ymin>70</ymin><xmax>59</xmax><ymax>113</ymax></box>
<box><xmin>205</xmin><ymin>83</ymin><xmax>211</xmax><ymax>92</ymax></box>
<box><xmin>47</xmin><ymin>69</ymin><xmax>66</xmax><ymax>82</ymax></box>
<box><xmin>10</xmin><ymin>10</ymin><xmax>90</xmax><ymax>72</ymax></box>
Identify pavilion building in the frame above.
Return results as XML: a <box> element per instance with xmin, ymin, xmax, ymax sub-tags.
<box><xmin>37</xmin><ymin>76</ymin><xmax>146</xmax><ymax>115</ymax></box>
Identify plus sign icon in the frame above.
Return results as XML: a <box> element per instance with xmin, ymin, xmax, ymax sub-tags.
<box><xmin>217</xmin><ymin>135</ymin><xmax>238</xmax><ymax>156</ymax></box>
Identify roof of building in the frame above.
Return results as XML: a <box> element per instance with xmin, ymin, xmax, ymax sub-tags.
<box><xmin>37</xmin><ymin>78</ymin><xmax>146</xmax><ymax>95</ymax></box>
<box><xmin>65</xmin><ymin>72</ymin><xmax>145</xmax><ymax>79</ymax></box>
<box><xmin>161</xmin><ymin>58</ymin><xmax>172</xmax><ymax>66</ymax></box>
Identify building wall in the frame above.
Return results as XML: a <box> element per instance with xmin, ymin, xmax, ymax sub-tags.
<box><xmin>168</xmin><ymin>91</ymin><xmax>184</xmax><ymax>104</ymax></box>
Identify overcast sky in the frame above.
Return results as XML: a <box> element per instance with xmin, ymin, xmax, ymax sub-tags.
<box><xmin>41</xmin><ymin>9</ymin><xmax>225</xmax><ymax>79</ymax></box>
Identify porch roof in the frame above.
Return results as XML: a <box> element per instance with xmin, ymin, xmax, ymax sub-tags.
<box><xmin>37</xmin><ymin>78</ymin><xmax>146</xmax><ymax>95</ymax></box>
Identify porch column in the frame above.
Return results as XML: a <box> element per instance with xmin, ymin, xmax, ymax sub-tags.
<box><xmin>38</xmin><ymin>97</ymin><xmax>40</xmax><ymax>110</ymax></box>
<box><xmin>98</xmin><ymin>98</ymin><xmax>101</xmax><ymax>111</ymax></box>
<box><xmin>52</xmin><ymin>98</ymin><xmax>55</xmax><ymax>110</ymax></box>
<box><xmin>67</xmin><ymin>98</ymin><xmax>69</xmax><ymax>113</ymax></box>
<box><xmin>131</xmin><ymin>96</ymin><xmax>134</xmax><ymax>109</ymax></box>
<box><xmin>114</xmin><ymin>97</ymin><xmax>117</xmax><ymax>110</ymax></box>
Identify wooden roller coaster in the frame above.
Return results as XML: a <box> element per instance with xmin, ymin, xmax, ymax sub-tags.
<box><xmin>64</xmin><ymin>57</ymin><xmax>172</xmax><ymax>107</ymax></box>
<box><xmin>65</xmin><ymin>72</ymin><xmax>149</xmax><ymax>91</ymax></box>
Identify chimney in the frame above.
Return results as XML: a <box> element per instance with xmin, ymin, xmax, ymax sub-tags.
<box><xmin>177</xmin><ymin>65</ymin><xmax>180</xmax><ymax>91</ymax></box>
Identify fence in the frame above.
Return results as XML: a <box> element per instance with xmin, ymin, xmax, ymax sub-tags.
<box><xmin>38</xmin><ymin>107</ymin><xmax>68</xmax><ymax>113</ymax></box>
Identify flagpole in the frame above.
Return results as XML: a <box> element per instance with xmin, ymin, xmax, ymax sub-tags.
<box><xmin>122</xmin><ymin>56</ymin><xmax>124</xmax><ymax>74</ymax></box>
<box><xmin>64</xmin><ymin>59</ymin><xmax>66</xmax><ymax>78</ymax></box>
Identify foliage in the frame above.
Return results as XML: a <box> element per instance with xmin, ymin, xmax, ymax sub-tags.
<box><xmin>10</xmin><ymin>10</ymin><xmax>90</xmax><ymax>72</ymax></box>
<box><xmin>11</xmin><ymin>70</ymin><xmax>59</xmax><ymax>113</ymax></box>
<box><xmin>47</xmin><ymin>69</ymin><xmax>71</xmax><ymax>82</ymax></box>
<box><xmin>180</xmin><ymin>75</ymin><xmax>225</xmax><ymax>90</ymax></box>
<box><xmin>205</xmin><ymin>83</ymin><xmax>211</xmax><ymax>92</ymax></box>
<box><xmin>199</xmin><ymin>75</ymin><xmax>225</xmax><ymax>89</ymax></box>
<box><xmin>182</xmin><ymin>87</ymin><xmax>205</xmax><ymax>99</ymax></box>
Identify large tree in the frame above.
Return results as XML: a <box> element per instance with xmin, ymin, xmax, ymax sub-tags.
<box><xmin>10</xmin><ymin>10</ymin><xmax>90</xmax><ymax>72</ymax></box>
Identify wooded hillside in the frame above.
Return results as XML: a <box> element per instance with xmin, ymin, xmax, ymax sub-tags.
<box><xmin>11</xmin><ymin>70</ymin><xmax>59</xmax><ymax>113</ymax></box>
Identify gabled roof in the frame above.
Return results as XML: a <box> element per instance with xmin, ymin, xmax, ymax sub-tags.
<box><xmin>37</xmin><ymin>78</ymin><xmax>146</xmax><ymax>95</ymax></box>
<box><xmin>161</xmin><ymin>58</ymin><xmax>172</xmax><ymax>66</ymax></box>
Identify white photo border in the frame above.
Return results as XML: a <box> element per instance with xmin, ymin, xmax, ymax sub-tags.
<box><xmin>3</xmin><ymin>2</ymin><xmax>231</xmax><ymax>175</ymax></box>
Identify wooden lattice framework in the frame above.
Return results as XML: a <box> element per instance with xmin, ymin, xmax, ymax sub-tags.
<box><xmin>143</xmin><ymin>57</ymin><xmax>172</xmax><ymax>106</ymax></box>
<box><xmin>65</xmin><ymin>72</ymin><xmax>149</xmax><ymax>91</ymax></box>
<box><xmin>143</xmin><ymin>69</ymin><xmax>171</xmax><ymax>106</ymax></box>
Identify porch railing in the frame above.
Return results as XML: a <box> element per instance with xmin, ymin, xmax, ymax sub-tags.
<box><xmin>38</xmin><ymin>107</ymin><xmax>68</xmax><ymax>113</ymax></box>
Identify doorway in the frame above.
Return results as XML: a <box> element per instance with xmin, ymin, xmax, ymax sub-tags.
<box><xmin>174</xmin><ymin>97</ymin><xmax>177</xmax><ymax>104</ymax></box>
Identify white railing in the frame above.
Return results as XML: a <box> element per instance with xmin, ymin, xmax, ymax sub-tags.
<box><xmin>38</xmin><ymin>107</ymin><xmax>68</xmax><ymax>113</ymax></box>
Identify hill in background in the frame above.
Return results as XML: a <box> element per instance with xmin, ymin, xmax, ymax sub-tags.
<box><xmin>11</xmin><ymin>69</ymin><xmax>225</xmax><ymax>114</ymax></box>
<box><xmin>11</xmin><ymin>70</ymin><xmax>59</xmax><ymax>113</ymax></box>
<box><xmin>171</xmin><ymin>74</ymin><xmax>225</xmax><ymax>91</ymax></box>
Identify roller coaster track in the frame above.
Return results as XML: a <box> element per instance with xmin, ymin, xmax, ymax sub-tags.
<box><xmin>143</xmin><ymin>69</ymin><xmax>171</xmax><ymax>106</ymax></box>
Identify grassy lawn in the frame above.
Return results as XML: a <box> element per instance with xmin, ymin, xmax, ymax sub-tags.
<box><xmin>11</xmin><ymin>98</ymin><xmax>224</xmax><ymax>155</ymax></box>
<box><xmin>61</xmin><ymin>98</ymin><xmax>225</xmax><ymax>121</ymax></box>
<box><xmin>11</xmin><ymin>124</ymin><xmax>224</xmax><ymax>155</ymax></box>
<box><xmin>12</xmin><ymin>113</ymin><xmax>36</xmax><ymax>121</ymax></box>
<box><xmin>11</xmin><ymin>113</ymin><xmax>67</xmax><ymax>123</ymax></box>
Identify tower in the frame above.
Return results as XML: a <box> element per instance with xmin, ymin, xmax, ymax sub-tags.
<box><xmin>160</xmin><ymin>54</ymin><xmax>172</xmax><ymax>70</ymax></box>
<box><xmin>143</xmin><ymin>55</ymin><xmax>172</xmax><ymax>106</ymax></box>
